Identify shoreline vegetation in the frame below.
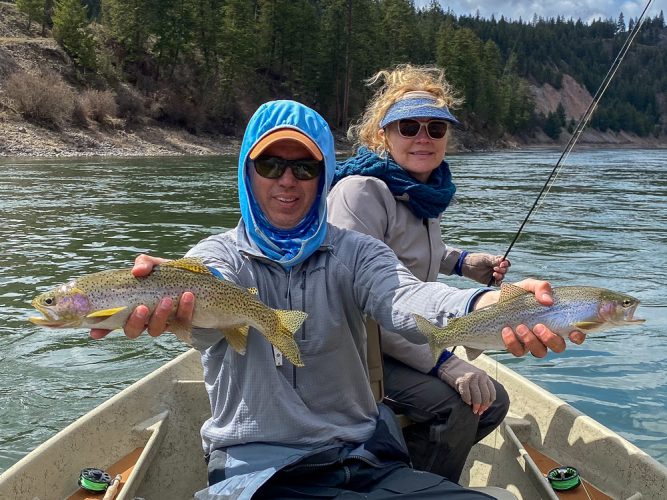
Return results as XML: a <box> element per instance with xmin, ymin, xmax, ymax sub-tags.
<box><xmin>1</xmin><ymin>2</ymin><xmax>666</xmax><ymax>159</ymax></box>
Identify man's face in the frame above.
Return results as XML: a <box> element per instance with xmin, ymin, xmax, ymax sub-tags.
<box><xmin>249</xmin><ymin>140</ymin><xmax>321</xmax><ymax>229</ymax></box>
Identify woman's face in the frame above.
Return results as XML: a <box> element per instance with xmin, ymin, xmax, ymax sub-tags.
<box><xmin>382</xmin><ymin>119</ymin><xmax>447</xmax><ymax>183</ymax></box>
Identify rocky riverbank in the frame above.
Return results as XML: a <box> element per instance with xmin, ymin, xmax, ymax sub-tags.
<box><xmin>0</xmin><ymin>118</ymin><xmax>242</xmax><ymax>158</ymax></box>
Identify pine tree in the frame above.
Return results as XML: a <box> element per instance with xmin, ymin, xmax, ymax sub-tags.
<box><xmin>101</xmin><ymin>0</ymin><xmax>149</xmax><ymax>63</ymax></box>
<box><xmin>16</xmin><ymin>0</ymin><xmax>46</xmax><ymax>31</ymax></box>
<box><xmin>616</xmin><ymin>12</ymin><xmax>626</xmax><ymax>34</ymax></box>
<box><xmin>52</xmin><ymin>0</ymin><xmax>96</xmax><ymax>71</ymax></box>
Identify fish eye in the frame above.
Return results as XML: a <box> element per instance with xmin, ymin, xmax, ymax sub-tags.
<box><xmin>44</xmin><ymin>297</ymin><xmax>54</xmax><ymax>305</ymax></box>
<box><xmin>622</xmin><ymin>299</ymin><xmax>632</xmax><ymax>307</ymax></box>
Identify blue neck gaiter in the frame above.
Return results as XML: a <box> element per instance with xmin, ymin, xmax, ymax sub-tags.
<box><xmin>333</xmin><ymin>147</ymin><xmax>456</xmax><ymax>219</ymax></box>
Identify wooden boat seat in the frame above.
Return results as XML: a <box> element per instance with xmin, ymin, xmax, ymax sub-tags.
<box><xmin>366</xmin><ymin>317</ymin><xmax>385</xmax><ymax>404</ymax></box>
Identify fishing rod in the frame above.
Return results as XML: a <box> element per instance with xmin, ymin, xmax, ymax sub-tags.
<box><xmin>488</xmin><ymin>0</ymin><xmax>655</xmax><ymax>286</ymax></box>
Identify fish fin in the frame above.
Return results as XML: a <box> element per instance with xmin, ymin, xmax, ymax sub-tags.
<box><xmin>169</xmin><ymin>321</ymin><xmax>193</xmax><ymax>344</ymax></box>
<box><xmin>161</xmin><ymin>257</ymin><xmax>212</xmax><ymax>275</ymax></box>
<box><xmin>464</xmin><ymin>347</ymin><xmax>484</xmax><ymax>361</ymax></box>
<box><xmin>499</xmin><ymin>283</ymin><xmax>531</xmax><ymax>302</ymax></box>
<box><xmin>272</xmin><ymin>310</ymin><xmax>308</xmax><ymax>367</ymax></box>
<box><xmin>247</xmin><ymin>287</ymin><xmax>259</xmax><ymax>295</ymax></box>
<box><xmin>573</xmin><ymin>321</ymin><xmax>604</xmax><ymax>332</ymax></box>
<box><xmin>221</xmin><ymin>327</ymin><xmax>249</xmax><ymax>355</ymax></box>
<box><xmin>86</xmin><ymin>306</ymin><xmax>128</xmax><ymax>319</ymax></box>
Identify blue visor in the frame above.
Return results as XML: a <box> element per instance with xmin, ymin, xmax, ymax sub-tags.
<box><xmin>380</xmin><ymin>97</ymin><xmax>460</xmax><ymax>128</ymax></box>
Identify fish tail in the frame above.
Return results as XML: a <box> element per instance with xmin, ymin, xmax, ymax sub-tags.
<box><xmin>272</xmin><ymin>310</ymin><xmax>308</xmax><ymax>367</ymax></box>
<box><xmin>413</xmin><ymin>314</ymin><xmax>450</xmax><ymax>364</ymax></box>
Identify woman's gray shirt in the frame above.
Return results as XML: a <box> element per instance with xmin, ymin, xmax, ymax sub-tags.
<box><xmin>328</xmin><ymin>175</ymin><xmax>468</xmax><ymax>373</ymax></box>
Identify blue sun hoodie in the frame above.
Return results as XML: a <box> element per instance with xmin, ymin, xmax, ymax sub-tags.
<box><xmin>238</xmin><ymin>100</ymin><xmax>336</xmax><ymax>268</ymax></box>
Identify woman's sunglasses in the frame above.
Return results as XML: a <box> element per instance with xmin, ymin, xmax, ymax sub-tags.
<box><xmin>251</xmin><ymin>156</ymin><xmax>323</xmax><ymax>180</ymax></box>
<box><xmin>395</xmin><ymin>119</ymin><xmax>448</xmax><ymax>140</ymax></box>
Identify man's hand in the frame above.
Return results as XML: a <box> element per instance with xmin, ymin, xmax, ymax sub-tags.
<box><xmin>89</xmin><ymin>254</ymin><xmax>195</xmax><ymax>340</ymax></box>
<box><xmin>437</xmin><ymin>355</ymin><xmax>496</xmax><ymax>415</ymax></box>
<box><xmin>462</xmin><ymin>253</ymin><xmax>510</xmax><ymax>286</ymax></box>
<box><xmin>473</xmin><ymin>278</ymin><xmax>586</xmax><ymax>358</ymax></box>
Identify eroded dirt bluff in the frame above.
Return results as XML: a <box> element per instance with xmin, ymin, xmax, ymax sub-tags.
<box><xmin>531</xmin><ymin>74</ymin><xmax>593</xmax><ymax>121</ymax></box>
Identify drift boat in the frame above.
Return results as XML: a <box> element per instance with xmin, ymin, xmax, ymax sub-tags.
<box><xmin>0</xmin><ymin>348</ymin><xmax>666</xmax><ymax>499</ymax></box>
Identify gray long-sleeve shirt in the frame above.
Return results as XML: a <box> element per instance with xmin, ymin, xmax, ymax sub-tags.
<box><xmin>186</xmin><ymin>221</ymin><xmax>482</xmax><ymax>456</ymax></box>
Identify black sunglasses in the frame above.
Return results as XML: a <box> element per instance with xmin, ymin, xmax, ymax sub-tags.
<box><xmin>251</xmin><ymin>156</ymin><xmax>323</xmax><ymax>181</ymax></box>
<box><xmin>396</xmin><ymin>119</ymin><xmax>448</xmax><ymax>140</ymax></box>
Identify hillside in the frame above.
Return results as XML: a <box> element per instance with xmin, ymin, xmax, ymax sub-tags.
<box><xmin>0</xmin><ymin>2</ymin><xmax>664</xmax><ymax>158</ymax></box>
<box><xmin>0</xmin><ymin>2</ymin><xmax>239</xmax><ymax>157</ymax></box>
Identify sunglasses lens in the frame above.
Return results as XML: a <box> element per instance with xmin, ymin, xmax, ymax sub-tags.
<box><xmin>291</xmin><ymin>160</ymin><xmax>323</xmax><ymax>180</ymax></box>
<box><xmin>396</xmin><ymin>119</ymin><xmax>448</xmax><ymax>139</ymax></box>
<box><xmin>427</xmin><ymin>121</ymin><xmax>448</xmax><ymax>139</ymax></box>
<box><xmin>253</xmin><ymin>158</ymin><xmax>285</xmax><ymax>178</ymax></box>
<box><xmin>397</xmin><ymin>119</ymin><xmax>421</xmax><ymax>137</ymax></box>
<box><xmin>253</xmin><ymin>158</ymin><xmax>323</xmax><ymax>180</ymax></box>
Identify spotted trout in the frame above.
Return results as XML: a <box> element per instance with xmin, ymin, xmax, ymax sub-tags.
<box><xmin>29</xmin><ymin>258</ymin><xmax>307</xmax><ymax>366</ymax></box>
<box><xmin>414</xmin><ymin>284</ymin><xmax>645</xmax><ymax>361</ymax></box>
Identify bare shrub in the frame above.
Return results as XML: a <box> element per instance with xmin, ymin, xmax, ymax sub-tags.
<box><xmin>71</xmin><ymin>97</ymin><xmax>90</xmax><ymax>127</ymax></box>
<box><xmin>115</xmin><ymin>84</ymin><xmax>144</xmax><ymax>123</ymax></box>
<box><xmin>4</xmin><ymin>71</ymin><xmax>75</xmax><ymax>128</ymax></box>
<box><xmin>150</xmin><ymin>90</ymin><xmax>205</xmax><ymax>133</ymax></box>
<box><xmin>80</xmin><ymin>89</ymin><xmax>118</xmax><ymax>123</ymax></box>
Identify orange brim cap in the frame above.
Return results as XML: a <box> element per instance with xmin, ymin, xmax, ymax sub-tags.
<box><xmin>249</xmin><ymin>128</ymin><xmax>323</xmax><ymax>161</ymax></box>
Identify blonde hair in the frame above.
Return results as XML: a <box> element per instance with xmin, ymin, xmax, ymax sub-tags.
<box><xmin>348</xmin><ymin>64</ymin><xmax>462</xmax><ymax>156</ymax></box>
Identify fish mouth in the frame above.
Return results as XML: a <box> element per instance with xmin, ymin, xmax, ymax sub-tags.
<box><xmin>624</xmin><ymin>303</ymin><xmax>645</xmax><ymax>324</ymax></box>
<box><xmin>28</xmin><ymin>316</ymin><xmax>66</xmax><ymax>327</ymax></box>
<box><xmin>29</xmin><ymin>303</ymin><xmax>71</xmax><ymax>328</ymax></box>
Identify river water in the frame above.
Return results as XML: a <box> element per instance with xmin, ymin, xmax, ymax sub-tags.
<box><xmin>1</xmin><ymin>149</ymin><xmax>665</xmax><ymax>473</ymax></box>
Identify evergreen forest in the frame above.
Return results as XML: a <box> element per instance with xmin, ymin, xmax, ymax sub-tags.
<box><xmin>11</xmin><ymin>0</ymin><xmax>667</xmax><ymax>140</ymax></box>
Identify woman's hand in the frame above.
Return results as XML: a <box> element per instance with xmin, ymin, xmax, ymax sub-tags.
<box><xmin>89</xmin><ymin>254</ymin><xmax>195</xmax><ymax>340</ymax></box>
<box><xmin>462</xmin><ymin>253</ymin><xmax>510</xmax><ymax>286</ymax></box>
<box><xmin>437</xmin><ymin>355</ymin><xmax>496</xmax><ymax>415</ymax></box>
<box><xmin>474</xmin><ymin>278</ymin><xmax>586</xmax><ymax>357</ymax></box>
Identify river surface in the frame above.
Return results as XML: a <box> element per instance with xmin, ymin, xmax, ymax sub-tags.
<box><xmin>1</xmin><ymin>149</ymin><xmax>666</xmax><ymax>473</ymax></box>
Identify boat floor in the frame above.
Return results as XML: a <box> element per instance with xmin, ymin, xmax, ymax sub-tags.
<box><xmin>523</xmin><ymin>442</ymin><xmax>611</xmax><ymax>500</ymax></box>
<box><xmin>67</xmin><ymin>447</ymin><xmax>143</xmax><ymax>500</ymax></box>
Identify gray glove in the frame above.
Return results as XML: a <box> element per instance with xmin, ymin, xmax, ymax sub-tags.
<box><xmin>438</xmin><ymin>355</ymin><xmax>496</xmax><ymax>411</ymax></box>
<box><xmin>461</xmin><ymin>253</ymin><xmax>510</xmax><ymax>286</ymax></box>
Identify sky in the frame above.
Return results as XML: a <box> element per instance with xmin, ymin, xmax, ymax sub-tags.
<box><xmin>415</xmin><ymin>1</ymin><xmax>658</xmax><ymax>24</ymax></box>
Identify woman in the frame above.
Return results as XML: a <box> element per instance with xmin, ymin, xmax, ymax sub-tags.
<box><xmin>327</xmin><ymin>65</ymin><xmax>510</xmax><ymax>482</ymax></box>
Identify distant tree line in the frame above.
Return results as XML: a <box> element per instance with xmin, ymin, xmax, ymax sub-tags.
<box><xmin>10</xmin><ymin>0</ymin><xmax>667</xmax><ymax>139</ymax></box>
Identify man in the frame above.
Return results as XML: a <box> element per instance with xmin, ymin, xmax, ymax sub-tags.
<box><xmin>92</xmin><ymin>100</ymin><xmax>584</xmax><ymax>498</ymax></box>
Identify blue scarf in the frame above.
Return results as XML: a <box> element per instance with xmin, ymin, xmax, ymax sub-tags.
<box><xmin>333</xmin><ymin>148</ymin><xmax>456</xmax><ymax>219</ymax></box>
<box><xmin>246</xmin><ymin>174</ymin><xmax>322</xmax><ymax>266</ymax></box>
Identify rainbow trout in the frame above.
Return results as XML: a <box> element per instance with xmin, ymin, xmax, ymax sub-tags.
<box><xmin>414</xmin><ymin>284</ymin><xmax>644</xmax><ymax>361</ymax></box>
<box><xmin>29</xmin><ymin>258</ymin><xmax>307</xmax><ymax>366</ymax></box>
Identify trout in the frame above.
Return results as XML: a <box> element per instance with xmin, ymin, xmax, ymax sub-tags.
<box><xmin>414</xmin><ymin>284</ymin><xmax>645</xmax><ymax>361</ymax></box>
<box><xmin>29</xmin><ymin>257</ymin><xmax>307</xmax><ymax>366</ymax></box>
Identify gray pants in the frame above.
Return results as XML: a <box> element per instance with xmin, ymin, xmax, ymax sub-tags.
<box><xmin>383</xmin><ymin>355</ymin><xmax>510</xmax><ymax>482</ymax></box>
